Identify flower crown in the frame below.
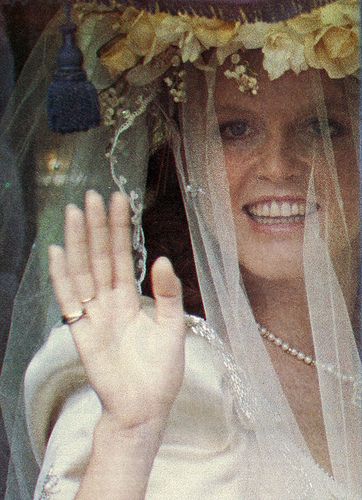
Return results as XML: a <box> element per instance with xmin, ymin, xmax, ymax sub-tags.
<box><xmin>73</xmin><ymin>0</ymin><xmax>359</xmax><ymax>135</ymax></box>
<box><xmin>77</xmin><ymin>0</ymin><xmax>359</xmax><ymax>98</ymax></box>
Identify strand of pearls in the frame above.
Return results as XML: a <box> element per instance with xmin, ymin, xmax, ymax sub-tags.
<box><xmin>257</xmin><ymin>323</ymin><xmax>356</xmax><ymax>384</ymax></box>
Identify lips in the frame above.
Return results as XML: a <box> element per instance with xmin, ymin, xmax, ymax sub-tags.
<box><xmin>243</xmin><ymin>198</ymin><xmax>319</xmax><ymax>225</ymax></box>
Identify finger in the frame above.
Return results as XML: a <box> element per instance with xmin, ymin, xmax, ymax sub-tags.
<box><xmin>85</xmin><ymin>190</ymin><xmax>112</xmax><ymax>292</ymax></box>
<box><xmin>48</xmin><ymin>245</ymin><xmax>85</xmax><ymax>323</ymax></box>
<box><xmin>152</xmin><ymin>257</ymin><xmax>184</xmax><ymax>330</ymax></box>
<box><xmin>109</xmin><ymin>192</ymin><xmax>138</xmax><ymax>295</ymax></box>
<box><xmin>65</xmin><ymin>204</ymin><xmax>96</xmax><ymax>302</ymax></box>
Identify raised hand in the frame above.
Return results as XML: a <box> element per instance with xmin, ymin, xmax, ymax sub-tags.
<box><xmin>49</xmin><ymin>190</ymin><xmax>186</xmax><ymax>429</ymax></box>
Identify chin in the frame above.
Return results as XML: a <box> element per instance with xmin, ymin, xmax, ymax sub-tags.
<box><xmin>238</xmin><ymin>245</ymin><xmax>305</xmax><ymax>282</ymax></box>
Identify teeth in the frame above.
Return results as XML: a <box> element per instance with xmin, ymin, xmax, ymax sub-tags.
<box><xmin>270</xmin><ymin>201</ymin><xmax>279</xmax><ymax>217</ymax></box>
<box><xmin>247</xmin><ymin>200</ymin><xmax>309</xmax><ymax>218</ymax></box>
<box><xmin>261</xmin><ymin>204</ymin><xmax>270</xmax><ymax>217</ymax></box>
<box><xmin>291</xmin><ymin>203</ymin><xmax>299</xmax><ymax>215</ymax></box>
<box><xmin>280</xmin><ymin>202</ymin><xmax>291</xmax><ymax>217</ymax></box>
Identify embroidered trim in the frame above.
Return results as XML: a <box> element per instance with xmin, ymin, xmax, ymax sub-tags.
<box><xmin>39</xmin><ymin>467</ymin><xmax>60</xmax><ymax>499</ymax></box>
<box><xmin>185</xmin><ymin>314</ymin><xmax>258</xmax><ymax>426</ymax></box>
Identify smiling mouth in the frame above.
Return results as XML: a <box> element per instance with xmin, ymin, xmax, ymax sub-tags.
<box><xmin>244</xmin><ymin>200</ymin><xmax>319</xmax><ymax>225</ymax></box>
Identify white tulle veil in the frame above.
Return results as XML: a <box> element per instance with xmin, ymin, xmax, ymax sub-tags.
<box><xmin>0</xmin><ymin>2</ymin><xmax>361</xmax><ymax>498</ymax></box>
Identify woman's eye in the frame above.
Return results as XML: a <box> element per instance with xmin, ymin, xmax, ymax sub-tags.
<box><xmin>307</xmin><ymin>118</ymin><xmax>345</xmax><ymax>138</ymax></box>
<box><xmin>219</xmin><ymin>120</ymin><xmax>252</xmax><ymax>140</ymax></box>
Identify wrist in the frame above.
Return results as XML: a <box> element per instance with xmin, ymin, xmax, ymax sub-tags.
<box><xmin>94</xmin><ymin>411</ymin><xmax>167</xmax><ymax>458</ymax></box>
<box><xmin>76</xmin><ymin>413</ymin><xmax>167</xmax><ymax>499</ymax></box>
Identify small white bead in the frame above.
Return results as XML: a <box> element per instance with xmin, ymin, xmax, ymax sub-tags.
<box><xmin>304</xmin><ymin>356</ymin><xmax>313</xmax><ymax>365</ymax></box>
<box><xmin>268</xmin><ymin>333</ymin><xmax>275</xmax><ymax>342</ymax></box>
<box><xmin>290</xmin><ymin>348</ymin><xmax>298</xmax><ymax>356</ymax></box>
<box><xmin>297</xmin><ymin>352</ymin><xmax>305</xmax><ymax>361</ymax></box>
<box><xmin>171</xmin><ymin>55</ymin><xmax>181</xmax><ymax>66</ymax></box>
<box><xmin>275</xmin><ymin>338</ymin><xmax>283</xmax><ymax>346</ymax></box>
<box><xmin>260</xmin><ymin>326</ymin><xmax>267</xmax><ymax>334</ymax></box>
<box><xmin>282</xmin><ymin>343</ymin><xmax>289</xmax><ymax>351</ymax></box>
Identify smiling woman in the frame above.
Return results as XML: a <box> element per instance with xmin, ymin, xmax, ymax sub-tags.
<box><xmin>214</xmin><ymin>54</ymin><xmax>359</xmax><ymax>282</ymax></box>
<box><xmin>0</xmin><ymin>1</ymin><xmax>361</xmax><ymax>499</ymax></box>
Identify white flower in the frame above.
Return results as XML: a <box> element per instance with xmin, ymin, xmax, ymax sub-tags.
<box><xmin>179</xmin><ymin>32</ymin><xmax>203</xmax><ymax>63</ymax></box>
<box><xmin>235</xmin><ymin>22</ymin><xmax>272</xmax><ymax>49</ymax></box>
<box><xmin>263</xmin><ymin>29</ymin><xmax>308</xmax><ymax>80</ymax></box>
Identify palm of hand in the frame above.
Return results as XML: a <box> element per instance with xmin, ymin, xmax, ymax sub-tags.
<box><xmin>49</xmin><ymin>191</ymin><xmax>185</xmax><ymax>428</ymax></box>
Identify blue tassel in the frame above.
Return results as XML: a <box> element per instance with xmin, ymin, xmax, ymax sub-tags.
<box><xmin>48</xmin><ymin>2</ymin><xmax>100</xmax><ymax>134</ymax></box>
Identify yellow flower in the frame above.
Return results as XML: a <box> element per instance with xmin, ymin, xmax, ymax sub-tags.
<box><xmin>190</xmin><ymin>18</ymin><xmax>238</xmax><ymax>48</ymax></box>
<box><xmin>100</xmin><ymin>37</ymin><xmax>139</xmax><ymax>75</ymax></box>
<box><xmin>320</xmin><ymin>0</ymin><xmax>359</xmax><ymax>27</ymax></box>
<box><xmin>263</xmin><ymin>29</ymin><xmax>308</xmax><ymax>80</ymax></box>
<box><xmin>305</xmin><ymin>25</ymin><xmax>359</xmax><ymax>78</ymax></box>
<box><xmin>126</xmin><ymin>11</ymin><xmax>157</xmax><ymax>57</ymax></box>
<box><xmin>116</xmin><ymin>7</ymin><xmax>142</xmax><ymax>33</ymax></box>
<box><xmin>287</xmin><ymin>0</ymin><xmax>359</xmax><ymax>33</ymax></box>
<box><xmin>155</xmin><ymin>15</ymin><xmax>190</xmax><ymax>44</ymax></box>
<box><xmin>287</xmin><ymin>11</ymin><xmax>321</xmax><ymax>34</ymax></box>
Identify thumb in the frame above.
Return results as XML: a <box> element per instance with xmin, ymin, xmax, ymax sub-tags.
<box><xmin>151</xmin><ymin>257</ymin><xmax>184</xmax><ymax>328</ymax></box>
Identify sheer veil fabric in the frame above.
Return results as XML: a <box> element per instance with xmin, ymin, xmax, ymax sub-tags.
<box><xmin>175</xmin><ymin>62</ymin><xmax>361</xmax><ymax>494</ymax></box>
<box><xmin>0</xmin><ymin>2</ymin><xmax>361</xmax><ymax>498</ymax></box>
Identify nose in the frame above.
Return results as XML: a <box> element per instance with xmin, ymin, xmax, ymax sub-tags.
<box><xmin>256</xmin><ymin>129</ymin><xmax>303</xmax><ymax>183</ymax></box>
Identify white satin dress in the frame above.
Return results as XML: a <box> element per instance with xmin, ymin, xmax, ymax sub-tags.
<box><xmin>25</xmin><ymin>299</ymin><xmax>351</xmax><ymax>499</ymax></box>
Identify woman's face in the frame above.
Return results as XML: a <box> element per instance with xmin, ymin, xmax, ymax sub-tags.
<box><xmin>214</xmin><ymin>52</ymin><xmax>359</xmax><ymax>281</ymax></box>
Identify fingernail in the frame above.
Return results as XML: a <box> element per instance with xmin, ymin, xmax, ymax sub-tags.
<box><xmin>48</xmin><ymin>244</ymin><xmax>61</xmax><ymax>256</ymax></box>
<box><xmin>65</xmin><ymin>203</ymin><xmax>81</xmax><ymax>216</ymax></box>
<box><xmin>86</xmin><ymin>189</ymin><xmax>101</xmax><ymax>197</ymax></box>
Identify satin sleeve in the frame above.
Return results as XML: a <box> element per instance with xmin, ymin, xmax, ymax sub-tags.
<box><xmin>32</xmin><ymin>386</ymin><xmax>101</xmax><ymax>499</ymax></box>
<box><xmin>24</xmin><ymin>322</ymin><xmax>99</xmax><ymax>499</ymax></box>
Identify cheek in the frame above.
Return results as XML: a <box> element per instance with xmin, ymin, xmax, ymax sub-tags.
<box><xmin>224</xmin><ymin>149</ymin><xmax>256</xmax><ymax>199</ymax></box>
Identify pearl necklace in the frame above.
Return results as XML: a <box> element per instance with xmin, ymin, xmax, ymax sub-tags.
<box><xmin>257</xmin><ymin>323</ymin><xmax>355</xmax><ymax>383</ymax></box>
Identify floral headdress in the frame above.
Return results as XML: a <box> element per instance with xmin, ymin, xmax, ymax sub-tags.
<box><xmin>76</xmin><ymin>0</ymin><xmax>359</xmax><ymax>109</ymax></box>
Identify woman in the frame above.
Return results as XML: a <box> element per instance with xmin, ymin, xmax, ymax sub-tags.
<box><xmin>1</xmin><ymin>0</ymin><xmax>361</xmax><ymax>498</ymax></box>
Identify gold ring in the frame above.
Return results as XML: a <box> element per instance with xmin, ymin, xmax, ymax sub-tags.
<box><xmin>81</xmin><ymin>296</ymin><xmax>96</xmax><ymax>304</ymax></box>
<box><xmin>62</xmin><ymin>309</ymin><xmax>87</xmax><ymax>325</ymax></box>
